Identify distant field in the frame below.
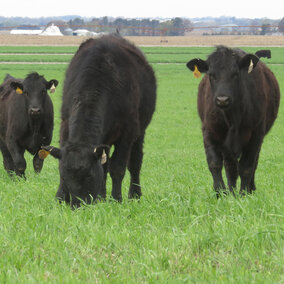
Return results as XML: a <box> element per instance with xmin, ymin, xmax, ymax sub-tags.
<box><xmin>1</xmin><ymin>34</ymin><xmax>284</xmax><ymax>46</ymax></box>
<box><xmin>0</xmin><ymin>46</ymin><xmax>284</xmax><ymax>64</ymax></box>
<box><xmin>0</xmin><ymin>47</ymin><xmax>283</xmax><ymax>283</ymax></box>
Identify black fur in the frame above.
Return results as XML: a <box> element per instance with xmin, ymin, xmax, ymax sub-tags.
<box><xmin>48</xmin><ymin>34</ymin><xmax>156</xmax><ymax>207</ymax></box>
<box><xmin>255</xmin><ymin>49</ymin><xmax>271</xmax><ymax>59</ymax></box>
<box><xmin>187</xmin><ymin>46</ymin><xmax>280</xmax><ymax>197</ymax></box>
<box><xmin>0</xmin><ymin>73</ymin><xmax>58</xmax><ymax>177</ymax></box>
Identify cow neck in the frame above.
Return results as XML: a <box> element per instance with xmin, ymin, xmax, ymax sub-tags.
<box><xmin>28</xmin><ymin>116</ymin><xmax>42</xmax><ymax>150</ymax></box>
<box><xmin>222</xmin><ymin>106</ymin><xmax>242</xmax><ymax>157</ymax></box>
<box><xmin>28</xmin><ymin>116</ymin><xmax>41</xmax><ymax>135</ymax></box>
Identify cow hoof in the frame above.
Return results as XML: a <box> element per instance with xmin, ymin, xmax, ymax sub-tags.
<box><xmin>128</xmin><ymin>191</ymin><xmax>142</xmax><ymax>199</ymax></box>
<box><xmin>111</xmin><ymin>196</ymin><xmax>122</xmax><ymax>203</ymax></box>
<box><xmin>215</xmin><ymin>190</ymin><xmax>228</xmax><ymax>199</ymax></box>
<box><xmin>16</xmin><ymin>173</ymin><xmax>26</xmax><ymax>180</ymax></box>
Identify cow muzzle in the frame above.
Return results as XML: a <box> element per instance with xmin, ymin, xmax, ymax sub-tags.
<box><xmin>215</xmin><ymin>96</ymin><xmax>231</xmax><ymax>108</ymax></box>
<box><xmin>29</xmin><ymin>108</ymin><xmax>41</xmax><ymax>116</ymax></box>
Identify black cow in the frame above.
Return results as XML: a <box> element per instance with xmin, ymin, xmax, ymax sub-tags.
<box><xmin>255</xmin><ymin>49</ymin><xmax>271</xmax><ymax>59</ymax></box>
<box><xmin>186</xmin><ymin>46</ymin><xmax>280</xmax><ymax>197</ymax></box>
<box><xmin>0</xmin><ymin>73</ymin><xmax>58</xmax><ymax>177</ymax></box>
<box><xmin>42</xmin><ymin>34</ymin><xmax>156</xmax><ymax>207</ymax></box>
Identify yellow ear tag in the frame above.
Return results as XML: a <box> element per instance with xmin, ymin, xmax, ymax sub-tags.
<box><xmin>193</xmin><ymin>65</ymin><xmax>201</xmax><ymax>78</ymax></box>
<box><xmin>248</xmin><ymin>59</ymin><xmax>254</xmax><ymax>74</ymax></box>
<box><xmin>38</xmin><ymin>149</ymin><xmax>50</xmax><ymax>160</ymax></box>
<box><xmin>16</xmin><ymin>87</ymin><xmax>23</xmax><ymax>94</ymax></box>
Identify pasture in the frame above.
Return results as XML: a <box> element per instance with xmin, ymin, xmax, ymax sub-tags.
<box><xmin>0</xmin><ymin>46</ymin><xmax>283</xmax><ymax>283</ymax></box>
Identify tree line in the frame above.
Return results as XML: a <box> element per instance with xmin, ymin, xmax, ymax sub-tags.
<box><xmin>67</xmin><ymin>16</ymin><xmax>284</xmax><ymax>36</ymax></box>
<box><xmin>67</xmin><ymin>17</ymin><xmax>193</xmax><ymax>36</ymax></box>
<box><xmin>1</xmin><ymin>15</ymin><xmax>283</xmax><ymax>36</ymax></box>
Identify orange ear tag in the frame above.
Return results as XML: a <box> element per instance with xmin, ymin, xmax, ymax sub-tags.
<box><xmin>38</xmin><ymin>149</ymin><xmax>50</xmax><ymax>160</ymax></box>
<box><xmin>16</xmin><ymin>87</ymin><xmax>23</xmax><ymax>94</ymax></box>
<box><xmin>193</xmin><ymin>65</ymin><xmax>201</xmax><ymax>78</ymax></box>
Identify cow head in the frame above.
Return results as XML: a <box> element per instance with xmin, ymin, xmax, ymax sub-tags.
<box><xmin>40</xmin><ymin>143</ymin><xmax>109</xmax><ymax>207</ymax></box>
<box><xmin>186</xmin><ymin>46</ymin><xmax>259</xmax><ymax>109</ymax></box>
<box><xmin>10</xmin><ymin>72</ymin><xmax>58</xmax><ymax>118</ymax></box>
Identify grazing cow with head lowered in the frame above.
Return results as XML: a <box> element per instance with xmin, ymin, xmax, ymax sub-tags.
<box><xmin>41</xmin><ymin>34</ymin><xmax>156</xmax><ymax>207</ymax></box>
<box><xmin>0</xmin><ymin>73</ymin><xmax>58</xmax><ymax>177</ymax></box>
<box><xmin>186</xmin><ymin>46</ymin><xmax>280</xmax><ymax>197</ymax></box>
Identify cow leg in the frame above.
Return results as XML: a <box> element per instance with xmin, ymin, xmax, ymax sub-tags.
<box><xmin>14</xmin><ymin>151</ymin><xmax>26</xmax><ymax>178</ymax></box>
<box><xmin>56</xmin><ymin>178</ymin><xmax>69</xmax><ymax>203</ymax></box>
<box><xmin>100</xmin><ymin>162</ymin><xmax>108</xmax><ymax>199</ymax></box>
<box><xmin>109</xmin><ymin>136</ymin><xmax>133</xmax><ymax>202</ymax></box>
<box><xmin>7</xmin><ymin>140</ymin><xmax>26</xmax><ymax>178</ymax></box>
<box><xmin>242</xmin><ymin>153</ymin><xmax>260</xmax><ymax>194</ymax></box>
<box><xmin>247</xmin><ymin>151</ymin><xmax>260</xmax><ymax>192</ymax></box>
<box><xmin>93</xmin><ymin>162</ymin><xmax>108</xmax><ymax>200</ymax></box>
<box><xmin>223</xmin><ymin>151</ymin><xmax>238</xmax><ymax>196</ymax></box>
<box><xmin>33</xmin><ymin>152</ymin><xmax>44</xmax><ymax>173</ymax></box>
<box><xmin>205</xmin><ymin>143</ymin><xmax>226</xmax><ymax>197</ymax></box>
<box><xmin>252</xmin><ymin>154</ymin><xmax>261</xmax><ymax>191</ymax></box>
<box><xmin>239</xmin><ymin>135</ymin><xmax>262</xmax><ymax>194</ymax></box>
<box><xmin>249</xmin><ymin>171</ymin><xmax>256</xmax><ymax>192</ymax></box>
<box><xmin>128</xmin><ymin>134</ymin><xmax>144</xmax><ymax>199</ymax></box>
<box><xmin>0</xmin><ymin>141</ymin><xmax>15</xmax><ymax>175</ymax></box>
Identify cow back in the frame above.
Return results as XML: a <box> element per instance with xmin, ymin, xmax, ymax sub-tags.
<box><xmin>61</xmin><ymin>34</ymin><xmax>156</xmax><ymax>147</ymax></box>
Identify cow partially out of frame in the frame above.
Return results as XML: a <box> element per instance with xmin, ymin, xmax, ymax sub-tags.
<box><xmin>255</xmin><ymin>49</ymin><xmax>271</xmax><ymax>59</ymax></box>
<box><xmin>42</xmin><ymin>34</ymin><xmax>156</xmax><ymax>207</ymax></box>
<box><xmin>0</xmin><ymin>73</ymin><xmax>58</xmax><ymax>177</ymax></box>
<box><xmin>186</xmin><ymin>46</ymin><xmax>280</xmax><ymax>197</ymax></box>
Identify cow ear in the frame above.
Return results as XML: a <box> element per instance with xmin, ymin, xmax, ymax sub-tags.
<box><xmin>39</xmin><ymin>145</ymin><xmax>62</xmax><ymax>160</ymax></box>
<box><xmin>93</xmin><ymin>145</ymin><xmax>110</xmax><ymax>165</ymax></box>
<box><xmin>186</xmin><ymin>58</ymin><xmax>208</xmax><ymax>78</ymax></box>
<box><xmin>239</xmin><ymin>54</ymin><xmax>259</xmax><ymax>74</ymax></box>
<box><xmin>10</xmin><ymin>81</ymin><xmax>24</xmax><ymax>94</ymax></box>
<box><xmin>46</xmin><ymin>80</ymin><xmax>59</xmax><ymax>93</ymax></box>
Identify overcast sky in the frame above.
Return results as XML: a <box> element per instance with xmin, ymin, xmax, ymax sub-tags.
<box><xmin>0</xmin><ymin>0</ymin><xmax>283</xmax><ymax>19</ymax></box>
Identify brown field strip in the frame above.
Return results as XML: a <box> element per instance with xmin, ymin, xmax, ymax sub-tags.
<box><xmin>0</xmin><ymin>35</ymin><xmax>284</xmax><ymax>46</ymax></box>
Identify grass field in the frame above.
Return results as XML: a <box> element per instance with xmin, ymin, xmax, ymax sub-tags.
<box><xmin>1</xmin><ymin>46</ymin><xmax>284</xmax><ymax>64</ymax></box>
<box><xmin>0</xmin><ymin>46</ymin><xmax>283</xmax><ymax>283</ymax></box>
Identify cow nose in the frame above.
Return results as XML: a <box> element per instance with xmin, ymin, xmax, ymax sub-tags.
<box><xmin>215</xmin><ymin>96</ymin><xmax>230</xmax><ymax>107</ymax></box>
<box><xmin>30</xmin><ymin>108</ymin><xmax>41</xmax><ymax>115</ymax></box>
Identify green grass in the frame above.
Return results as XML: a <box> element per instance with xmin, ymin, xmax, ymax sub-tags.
<box><xmin>1</xmin><ymin>46</ymin><xmax>284</xmax><ymax>64</ymax></box>
<box><xmin>0</xmin><ymin>45</ymin><xmax>77</xmax><ymax>54</ymax></box>
<box><xmin>0</xmin><ymin>47</ymin><xmax>283</xmax><ymax>283</ymax></box>
<box><xmin>0</xmin><ymin>54</ymin><xmax>72</xmax><ymax>63</ymax></box>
